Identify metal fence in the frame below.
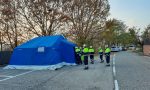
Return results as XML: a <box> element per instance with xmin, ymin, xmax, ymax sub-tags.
<box><xmin>0</xmin><ymin>51</ymin><xmax>12</xmax><ymax>65</ymax></box>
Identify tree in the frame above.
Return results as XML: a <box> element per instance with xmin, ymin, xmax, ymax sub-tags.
<box><xmin>63</xmin><ymin>0</ymin><xmax>110</xmax><ymax>46</ymax></box>
<box><xmin>0</xmin><ymin>0</ymin><xmax>110</xmax><ymax>49</ymax></box>
<box><xmin>142</xmin><ymin>24</ymin><xmax>150</xmax><ymax>39</ymax></box>
<box><xmin>117</xmin><ymin>32</ymin><xmax>133</xmax><ymax>46</ymax></box>
<box><xmin>0</xmin><ymin>0</ymin><xmax>22</xmax><ymax>50</ymax></box>
<box><xmin>17</xmin><ymin>0</ymin><xmax>70</xmax><ymax>36</ymax></box>
<box><xmin>128</xmin><ymin>27</ymin><xmax>143</xmax><ymax>48</ymax></box>
<box><xmin>102</xmin><ymin>19</ymin><xmax>127</xmax><ymax>46</ymax></box>
<box><xmin>0</xmin><ymin>0</ymin><xmax>72</xmax><ymax>50</ymax></box>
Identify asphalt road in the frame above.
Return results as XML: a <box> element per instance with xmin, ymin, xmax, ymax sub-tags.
<box><xmin>115</xmin><ymin>51</ymin><xmax>150</xmax><ymax>90</ymax></box>
<box><xmin>0</xmin><ymin>56</ymin><xmax>113</xmax><ymax>90</ymax></box>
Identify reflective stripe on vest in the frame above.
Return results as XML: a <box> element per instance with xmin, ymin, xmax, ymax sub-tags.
<box><xmin>89</xmin><ymin>48</ymin><xmax>94</xmax><ymax>53</ymax></box>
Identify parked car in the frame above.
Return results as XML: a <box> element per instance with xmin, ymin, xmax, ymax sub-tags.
<box><xmin>118</xmin><ymin>46</ymin><xmax>123</xmax><ymax>51</ymax></box>
<box><xmin>111</xmin><ymin>46</ymin><xmax>120</xmax><ymax>52</ymax></box>
<box><xmin>122</xmin><ymin>47</ymin><xmax>127</xmax><ymax>51</ymax></box>
<box><xmin>128</xmin><ymin>45</ymin><xmax>136</xmax><ymax>50</ymax></box>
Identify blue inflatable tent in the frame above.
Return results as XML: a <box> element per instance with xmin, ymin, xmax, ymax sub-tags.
<box><xmin>4</xmin><ymin>35</ymin><xmax>76</xmax><ymax>70</ymax></box>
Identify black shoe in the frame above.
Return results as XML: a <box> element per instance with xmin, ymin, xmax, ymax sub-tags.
<box><xmin>106</xmin><ymin>64</ymin><xmax>110</xmax><ymax>66</ymax></box>
<box><xmin>91</xmin><ymin>61</ymin><xmax>94</xmax><ymax>64</ymax></box>
<box><xmin>84</xmin><ymin>67</ymin><xmax>89</xmax><ymax>70</ymax></box>
<box><xmin>100</xmin><ymin>60</ymin><xmax>104</xmax><ymax>63</ymax></box>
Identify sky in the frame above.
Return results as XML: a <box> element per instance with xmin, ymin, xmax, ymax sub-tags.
<box><xmin>108</xmin><ymin>0</ymin><xmax>150</xmax><ymax>30</ymax></box>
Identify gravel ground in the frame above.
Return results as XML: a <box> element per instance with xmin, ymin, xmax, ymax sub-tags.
<box><xmin>0</xmin><ymin>56</ymin><xmax>113</xmax><ymax>90</ymax></box>
<box><xmin>115</xmin><ymin>51</ymin><xmax>150</xmax><ymax>90</ymax></box>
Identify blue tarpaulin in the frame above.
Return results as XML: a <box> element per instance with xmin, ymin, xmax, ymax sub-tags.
<box><xmin>4</xmin><ymin>35</ymin><xmax>76</xmax><ymax>70</ymax></box>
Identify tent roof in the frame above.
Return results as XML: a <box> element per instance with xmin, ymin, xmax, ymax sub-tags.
<box><xmin>16</xmin><ymin>35</ymin><xmax>65</xmax><ymax>48</ymax></box>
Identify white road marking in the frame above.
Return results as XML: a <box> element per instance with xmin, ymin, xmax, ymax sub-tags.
<box><xmin>113</xmin><ymin>54</ymin><xmax>119</xmax><ymax>90</ymax></box>
<box><xmin>113</xmin><ymin>55</ymin><xmax>116</xmax><ymax>76</ymax></box>
<box><xmin>0</xmin><ymin>70</ymin><xmax>34</xmax><ymax>82</ymax></box>
<box><xmin>0</xmin><ymin>75</ymin><xmax>14</xmax><ymax>78</ymax></box>
<box><xmin>113</xmin><ymin>66</ymin><xmax>116</xmax><ymax>76</ymax></box>
<box><xmin>113</xmin><ymin>54</ymin><xmax>116</xmax><ymax>64</ymax></box>
<box><xmin>115</xmin><ymin>80</ymin><xmax>119</xmax><ymax>90</ymax></box>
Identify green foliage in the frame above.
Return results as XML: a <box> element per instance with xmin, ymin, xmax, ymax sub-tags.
<box><xmin>101</xmin><ymin>19</ymin><xmax>142</xmax><ymax>47</ymax></box>
<box><xmin>102</xmin><ymin>18</ymin><xmax>127</xmax><ymax>46</ymax></box>
<box><xmin>142</xmin><ymin>24</ymin><xmax>150</xmax><ymax>39</ymax></box>
<box><xmin>117</xmin><ymin>33</ymin><xmax>133</xmax><ymax>45</ymax></box>
<box><xmin>128</xmin><ymin>27</ymin><xmax>141</xmax><ymax>45</ymax></box>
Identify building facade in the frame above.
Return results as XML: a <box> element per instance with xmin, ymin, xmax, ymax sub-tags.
<box><xmin>143</xmin><ymin>38</ymin><xmax>150</xmax><ymax>56</ymax></box>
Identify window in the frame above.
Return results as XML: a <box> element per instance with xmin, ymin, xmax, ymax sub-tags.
<box><xmin>38</xmin><ymin>47</ymin><xmax>45</xmax><ymax>53</ymax></box>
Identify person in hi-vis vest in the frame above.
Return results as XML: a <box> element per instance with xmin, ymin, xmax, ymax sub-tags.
<box><xmin>105</xmin><ymin>45</ymin><xmax>111</xmax><ymax>66</ymax></box>
<box><xmin>83</xmin><ymin>44</ymin><xmax>89</xmax><ymax>70</ymax></box>
<box><xmin>89</xmin><ymin>46</ymin><xmax>95</xmax><ymax>64</ymax></box>
<box><xmin>75</xmin><ymin>46</ymin><xmax>82</xmax><ymax>65</ymax></box>
<box><xmin>98</xmin><ymin>47</ymin><xmax>104</xmax><ymax>63</ymax></box>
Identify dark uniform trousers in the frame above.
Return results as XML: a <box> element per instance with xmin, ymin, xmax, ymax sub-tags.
<box><xmin>105</xmin><ymin>53</ymin><xmax>110</xmax><ymax>63</ymax></box>
<box><xmin>99</xmin><ymin>52</ymin><xmax>103</xmax><ymax>60</ymax></box>
<box><xmin>84</xmin><ymin>55</ymin><xmax>88</xmax><ymax>65</ymax></box>
<box><xmin>78</xmin><ymin>54</ymin><xmax>82</xmax><ymax>64</ymax></box>
<box><xmin>90</xmin><ymin>52</ymin><xmax>94</xmax><ymax>60</ymax></box>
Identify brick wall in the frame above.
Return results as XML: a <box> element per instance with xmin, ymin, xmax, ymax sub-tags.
<box><xmin>143</xmin><ymin>45</ymin><xmax>150</xmax><ymax>56</ymax></box>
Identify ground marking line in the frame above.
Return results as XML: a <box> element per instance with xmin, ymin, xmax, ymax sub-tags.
<box><xmin>113</xmin><ymin>66</ymin><xmax>116</xmax><ymax>77</ymax></box>
<box><xmin>115</xmin><ymin>80</ymin><xmax>119</xmax><ymax>90</ymax></box>
<box><xmin>113</xmin><ymin>54</ymin><xmax>119</xmax><ymax>90</ymax></box>
<box><xmin>113</xmin><ymin>55</ymin><xmax>116</xmax><ymax>76</ymax></box>
<box><xmin>0</xmin><ymin>70</ymin><xmax>34</xmax><ymax>82</ymax></box>
<box><xmin>0</xmin><ymin>75</ymin><xmax>14</xmax><ymax>78</ymax></box>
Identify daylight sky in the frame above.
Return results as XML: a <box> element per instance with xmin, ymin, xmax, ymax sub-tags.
<box><xmin>108</xmin><ymin>0</ymin><xmax>150</xmax><ymax>30</ymax></box>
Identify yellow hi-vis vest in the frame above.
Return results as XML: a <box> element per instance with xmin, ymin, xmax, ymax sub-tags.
<box><xmin>88</xmin><ymin>48</ymin><xmax>94</xmax><ymax>53</ymax></box>
<box><xmin>98</xmin><ymin>48</ymin><xmax>103</xmax><ymax>52</ymax></box>
<box><xmin>83</xmin><ymin>47</ymin><xmax>89</xmax><ymax>53</ymax></box>
<box><xmin>105</xmin><ymin>48</ymin><xmax>111</xmax><ymax>53</ymax></box>
<box><xmin>75</xmin><ymin>48</ymin><xmax>80</xmax><ymax>53</ymax></box>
